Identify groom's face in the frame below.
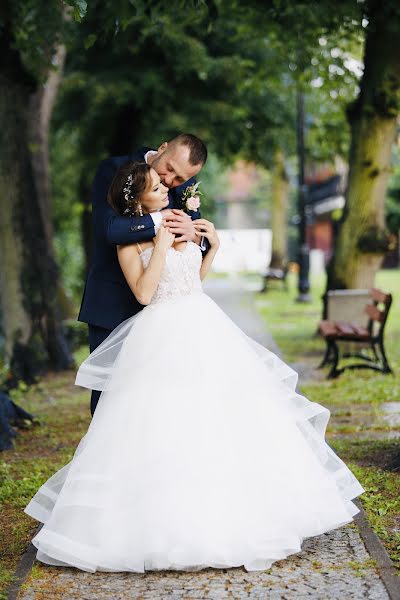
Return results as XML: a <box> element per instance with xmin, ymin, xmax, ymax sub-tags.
<box><xmin>150</xmin><ymin>143</ymin><xmax>202</xmax><ymax>189</ymax></box>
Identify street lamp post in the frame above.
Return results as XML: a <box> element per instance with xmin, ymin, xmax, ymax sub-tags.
<box><xmin>296</xmin><ymin>86</ymin><xmax>311</xmax><ymax>303</ymax></box>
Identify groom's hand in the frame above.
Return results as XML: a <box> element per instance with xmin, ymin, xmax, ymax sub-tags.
<box><xmin>162</xmin><ymin>209</ymin><xmax>197</xmax><ymax>242</ymax></box>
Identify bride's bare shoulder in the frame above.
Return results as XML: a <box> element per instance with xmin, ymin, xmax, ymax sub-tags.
<box><xmin>117</xmin><ymin>242</ymin><xmax>154</xmax><ymax>255</ymax></box>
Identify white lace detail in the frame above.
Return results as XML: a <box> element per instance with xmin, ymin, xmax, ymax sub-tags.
<box><xmin>140</xmin><ymin>242</ymin><xmax>203</xmax><ymax>305</ymax></box>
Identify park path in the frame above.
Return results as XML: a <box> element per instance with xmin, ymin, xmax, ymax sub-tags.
<box><xmin>15</xmin><ymin>277</ymin><xmax>396</xmax><ymax>600</ymax></box>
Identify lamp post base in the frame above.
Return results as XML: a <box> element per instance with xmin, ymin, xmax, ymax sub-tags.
<box><xmin>295</xmin><ymin>292</ymin><xmax>312</xmax><ymax>303</ymax></box>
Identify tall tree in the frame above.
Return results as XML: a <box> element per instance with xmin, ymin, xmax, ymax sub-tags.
<box><xmin>328</xmin><ymin>0</ymin><xmax>400</xmax><ymax>289</ymax></box>
<box><xmin>0</xmin><ymin>1</ymin><xmax>85</xmax><ymax>377</ymax></box>
<box><xmin>270</xmin><ymin>150</ymin><xmax>290</xmax><ymax>269</ymax></box>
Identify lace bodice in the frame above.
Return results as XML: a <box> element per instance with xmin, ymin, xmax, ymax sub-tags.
<box><xmin>140</xmin><ymin>241</ymin><xmax>203</xmax><ymax>305</ymax></box>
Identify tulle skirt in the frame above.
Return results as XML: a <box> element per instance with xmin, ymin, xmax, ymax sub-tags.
<box><xmin>25</xmin><ymin>290</ymin><xmax>364</xmax><ymax>573</ymax></box>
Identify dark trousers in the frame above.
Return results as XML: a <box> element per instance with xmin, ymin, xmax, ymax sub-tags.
<box><xmin>88</xmin><ymin>324</ymin><xmax>113</xmax><ymax>417</ymax></box>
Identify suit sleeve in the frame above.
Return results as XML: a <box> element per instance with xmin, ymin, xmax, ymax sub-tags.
<box><xmin>91</xmin><ymin>158</ymin><xmax>157</xmax><ymax>246</ymax></box>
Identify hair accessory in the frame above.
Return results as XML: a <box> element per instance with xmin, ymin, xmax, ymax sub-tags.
<box><xmin>123</xmin><ymin>173</ymin><xmax>134</xmax><ymax>204</ymax></box>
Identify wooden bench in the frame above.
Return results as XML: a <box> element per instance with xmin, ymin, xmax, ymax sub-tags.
<box><xmin>318</xmin><ymin>288</ymin><xmax>393</xmax><ymax>379</ymax></box>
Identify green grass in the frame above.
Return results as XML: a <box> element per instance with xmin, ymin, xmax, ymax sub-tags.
<box><xmin>0</xmin><ymin>348</ymin><xmax>91</xmax><ymax>599</ymax></box>
<box><xmin>256</xmin><ymin>268</ymin><xmax>400</xmax><ymax>571</ymax></box>
<box><xmin>255</xmin><ymin>272</ymin><xmax>327</xmax><ymax>362</ymax></box>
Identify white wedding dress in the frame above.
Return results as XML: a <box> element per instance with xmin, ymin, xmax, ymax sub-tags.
<box><xmin>25</xmin><ymin>241</ymin><xmax>364</xmax><ymax>573</ymax></box>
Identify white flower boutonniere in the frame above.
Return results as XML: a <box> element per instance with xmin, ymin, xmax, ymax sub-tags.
<box><xmin>181</xmin><ymin>181</ymin><xmax>203</xmax><ymax>212</ymax></box>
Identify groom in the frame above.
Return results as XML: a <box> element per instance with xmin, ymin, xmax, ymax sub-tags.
<box><xmin>78</xmin><ymin>133</ymin><xmax>208</xmax><ymax>416</ymax></box>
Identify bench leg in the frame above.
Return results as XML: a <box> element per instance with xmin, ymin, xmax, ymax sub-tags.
<box><xmin>327</xmin><ymin>340</ymin><xmax>341</xmax><ymax>379</ymax></box>
<box><xmin>377</xmin><ymin>338</ymin><xmax>393</xmax><ymax>374</ymax></box>
<box><xmin>370</xmin><ymin>343</ymin><xmax>379</xmax><ymax>363</ymax></box>
<box><xmin>317</xmin><ymin>340</ymin><xmax>334</xmax><ymax>369</ymax></box>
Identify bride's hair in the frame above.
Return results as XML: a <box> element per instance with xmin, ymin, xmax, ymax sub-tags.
<box><xmin>107</xmin><ymin>161</ymin><xmax>152</xmax><ymax>217</ymax></box>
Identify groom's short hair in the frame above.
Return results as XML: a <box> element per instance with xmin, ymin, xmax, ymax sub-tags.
<box><xmin>172</xmin><ymin>134</ymin><xmax>208</xmax><ymax>167</ymax></box>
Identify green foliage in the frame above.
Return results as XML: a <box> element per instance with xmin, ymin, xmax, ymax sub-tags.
<box><xmin>3</xmin><ymin>0</ymin><xmax>397</xmax><ymax>337</ymax></box>
<box><xmin>50</xmin><ymin>126</ymin><xmax>85</xmax><ymax>305</ymax></box>
<box><xmin>47</xmin><ymin>0</ymin><xmax>364</xmax><ymax>305</ymax></box>
<box><xmin>1</xmin><ymin>0</ymin><xmax>87</xmax><ymax>80</ymax></box>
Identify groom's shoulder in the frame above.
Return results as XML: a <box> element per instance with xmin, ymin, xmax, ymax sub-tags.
<box><xmin>96</xmin><ymin>148</ymin><xmax>151</xmax><ymax>174</ymax></box>
<box><xmin>130</xmin><ymin>147</ymin><xmax>153</xmax><ymax>162</ymax></box>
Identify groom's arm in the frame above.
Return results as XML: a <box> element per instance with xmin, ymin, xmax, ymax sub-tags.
<box><xmin>92</xmin><ymin>158</ymin><xmax>158</xmax><ymax>246</ymax></box>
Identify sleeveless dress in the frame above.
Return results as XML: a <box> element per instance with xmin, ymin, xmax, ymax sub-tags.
<box><xmin>25</xmin><ymin>241</ymin><xmax>364</xmax><ymax>573</ymax></box>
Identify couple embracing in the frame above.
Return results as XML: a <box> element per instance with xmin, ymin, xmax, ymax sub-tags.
<box><xmin>25</xmin><ymin>133</ymin><xmax>364</xmax><ymax>574</ymax></box>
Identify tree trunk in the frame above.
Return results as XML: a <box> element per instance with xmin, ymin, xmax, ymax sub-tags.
<box><xmin>28</xmin><ymin>44</ymin><xmax>66</xmax><ymax>249</ymax></box>
<box><xmin>0</xmin><ymin>30</ymin><xmax>73</xmax><ymax>380</ymax></box>
<box><xmin>28</xmin><ymin>44</ymin><xmax>75</xmax><ymax>321</ymax></box>
<box><xmin>328</xmin><ymin>0</ymin><xmax>400</xmax><ymax>290</ymax></box>
<box><xmin>270</xmin><ymin>149</ymin><xmax>289</xmax><ymax>269</ymax></box>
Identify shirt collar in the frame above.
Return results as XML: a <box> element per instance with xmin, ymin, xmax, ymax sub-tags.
<box><xmin>144</xmin><ymin>150</ymin><xmax>157</xmax><ymax>164</ymax></box>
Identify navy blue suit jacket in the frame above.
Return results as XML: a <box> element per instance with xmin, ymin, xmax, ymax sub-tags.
<box><xmin>78</xmin><ymin>147</ymin><xmax>203</xmax><ymax>330</ymax></box>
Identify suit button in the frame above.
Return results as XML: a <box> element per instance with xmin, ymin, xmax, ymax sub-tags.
<box><xmin>130</xmin><ymin>226</ymin><xmax>137</xmax><ymax>231</ymax></box>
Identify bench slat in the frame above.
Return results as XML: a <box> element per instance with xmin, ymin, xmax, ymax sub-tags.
<box><xmin>350</xmin><ymin>324</ymin><xmax>370</xmax><ymax>338</ymax></box>
<box><xmin>336</xmin><ymin>321</ymin><xmax>356</xmax><ymax>336</ymax></box>
<box><xmin>370</xmin><ymin>288</ymin><xmax>392</xmax><ymax>305</ymax></box>
<box><xmin>365</xmin><ymin>303</ymin><xmax>385</xmax><ymax>322</ymax></box>
<box><xmin>319</xmin><ymin>320</ymin><xmax>338</xmax><ymax>337</ymax></box>
<box><xmin>319</xmin><ymin>319</ymin><xmax>370</xmax><ymax>340</ymax></box>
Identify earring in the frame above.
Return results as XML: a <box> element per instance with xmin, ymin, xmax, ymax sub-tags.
<box><xmin>138</xmin><ymin>204</ymin><xmax>143</xmax><ymax>217</ymax></box>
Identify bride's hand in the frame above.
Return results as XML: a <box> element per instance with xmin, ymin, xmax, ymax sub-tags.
<box><xmin>193</xmin><ymin>219</ymin><xmax>220</xmax><ymax>249</ymax></box>
<box><xmin>154</xmin><ymin>225</ymin><xmax>175</xmax><ymax>253</ymax></box>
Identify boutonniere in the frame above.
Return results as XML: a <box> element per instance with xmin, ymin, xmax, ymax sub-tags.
<box><xmin>181</xmin><ymin>181</ymin><xmax>202</xmax><ymax>212</ymax></box>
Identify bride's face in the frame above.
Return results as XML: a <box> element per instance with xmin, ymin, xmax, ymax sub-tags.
<box><xmin>141</xmin><ymin>168</ymin><xmax>169</xmax><ymax>213</ymax></box>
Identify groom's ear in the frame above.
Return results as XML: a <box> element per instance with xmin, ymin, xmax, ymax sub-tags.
<box><xmin>157</xmin><ymin>142</ymin><xmax>168</xmax><ymax>154</ymax></box>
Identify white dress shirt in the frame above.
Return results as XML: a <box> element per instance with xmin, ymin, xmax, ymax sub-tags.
<box><xmin>144</xmin><ymin>150</ymin><xmax>163</xmax><ymax>233</ymax></box>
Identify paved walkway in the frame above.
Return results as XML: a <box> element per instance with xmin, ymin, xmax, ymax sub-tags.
<box><xmin>16</xmin><ymin>277</ymin><xmax>396</xmax><ymax>600</ymax></box>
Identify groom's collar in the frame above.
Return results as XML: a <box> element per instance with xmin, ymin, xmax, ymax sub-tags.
<box><xmin>144</xmin><ymin>150</ymin><xmax>157</xmax><ymax>164</ymax></box>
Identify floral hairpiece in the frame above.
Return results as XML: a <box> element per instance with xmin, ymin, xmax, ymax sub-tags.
<box><xmin>123</xmin><ymin>174</ymin><xmax>133</xmax><ymax>203</ymax></box>
<box><xmin>181</xmin><ymin>181</ymin><xmax>202</xmax><ymax>212</ymax></box>
<box><xmin>123</xmin><ymin>173</ymin><xmax>134</xmax><ymax>215</ymax></box>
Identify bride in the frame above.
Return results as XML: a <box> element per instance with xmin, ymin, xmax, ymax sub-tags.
<box><xmin>25</xmin><ymin>161</ymin><xmax>364</xmax><ymax>574</ymax></box>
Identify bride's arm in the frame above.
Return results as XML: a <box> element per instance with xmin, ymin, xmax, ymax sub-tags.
<box><xmin>117</xmin><ymin>226</ymin><xmax>174</xmax><ymax>305</ymax></box>
<box><xmin>193</xmin><ymin>219</ymin><xmax>220</xmax><ymax>281</ymax></box>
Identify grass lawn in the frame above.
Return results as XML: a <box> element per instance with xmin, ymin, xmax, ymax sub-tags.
<box><xmin>0</xmin><ymin>347</ymin><xmax>90</xmax><ymax>599</ymax></box>
<box><xmin>256</xmin><ymin>269</ymin><xmax>400</xmax><ymax>572</ymax></box>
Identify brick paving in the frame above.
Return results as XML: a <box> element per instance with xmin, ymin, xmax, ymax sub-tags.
<box><xmin>18</xmin><ymin>528</ymin><xmax>388</xmax><ymax>599</ymax></box>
